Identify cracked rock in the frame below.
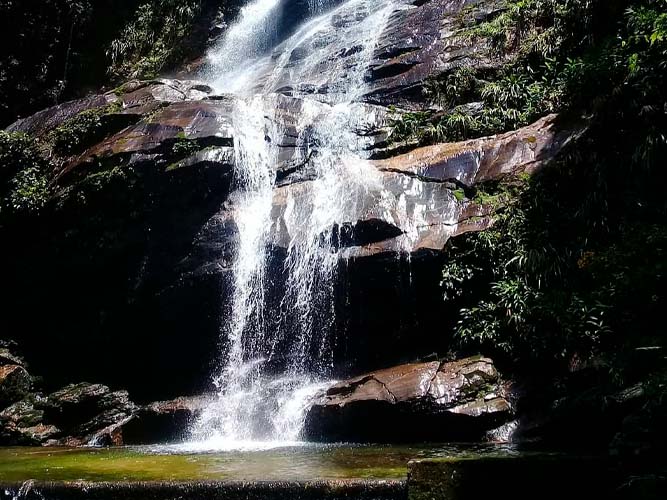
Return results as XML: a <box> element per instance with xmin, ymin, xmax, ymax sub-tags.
<box><xmin>304</xmin><ymin>356</ymin><xmax>513</xmax><ymax>442</ymax></box>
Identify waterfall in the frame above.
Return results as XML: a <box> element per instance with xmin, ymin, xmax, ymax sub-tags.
<box><xmin>188</xmin><ymin>0</ymin><xmax>396</xmax><ymax>450</ymax></box>
<box><xmin>203</xmin><ymin>0</ymin><xmax>282</xmax><ymax>93</ymax></box>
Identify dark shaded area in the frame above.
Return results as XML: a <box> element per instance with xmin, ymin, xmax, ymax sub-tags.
<box><xmin>334</xmin><ymin>250</ymin><xmax>456</xmax><ymax>376</ymax></box>
<box><xmin>408</xmin><ymin>456</ymin><xmax>636</xmax><ymax>500</ymax></box>
<box><xmin>1</xmin><ymin>161</ymin><xmax>233</xmax><ymax>402</ymax></box>
<box><xmin>306</xmin><ymin>400</ymin><xmax>507</xmax><ymax>442</ymax></box>
<box><xmin>121</xmin><ymin>406</ymin><xmax>194</xmax><ymax>445</ymax></box>
<box><xmin>0</xmin><ymin>480</ymin><xmax>407</xmax><ymax>500</ymax></box>
<box><xmin>329</xmin><ymin>220</ymin><xmax>404</xmax><ymax>249</ymax></box>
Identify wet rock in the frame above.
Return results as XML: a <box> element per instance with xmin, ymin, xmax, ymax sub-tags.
<box><xmin>270</xmin><ymin>114</ymin><xmax>582</xmax><ymax>258</ymax></box>
<box><xmin>0</xmin><ymin>365</ymin><xmax>32</xmax><ymax>409</ymax></box>
<box><xmin>485</xmin><ymin>419</ymin><xmax>519</xmax><ymax>443</ymax></box>
<box><xmin>372</xmin><ymin>114</ymin><xmax>583</xmax><ymax>186</ymax></box>
<box><xmin>304</xmin><ymin>356</ymin><xmax>512</xmax><ymax>442</ymax></box>
<box><xmin>42</xmin><ymin>383</ymin><xmax>109</xmax><ymax>424</ymax></box>
<box><xmin>52</xmin><ymin>97</ymin><xmax>236</xmax><ymax>184</ymax></box>
<box><xmin>108</xmin><ymin>99</ymin><xmax>233</xmax><ymax>151</ymax></box>
<box><xmin>0</xmin><ymin>398</ymin><xmax>44</xmax><ymax>428</ymax></box>
<box><xmin>0</xmin><ymin>394</ymin><xmax>59</xmax><ymax>446</ymax></box>
<box><xmin>6</xmin><ymin>95</ymin><xmax>111</xmax><ymax>137</ymax></box>
<box><xmin>166</xmin><ymin>146</ymin><xmax>235</xmax><ymax>172</ymax></box>
<box><xmin>364</xmin><ymin>0</ymin><xmax>498</xmax><ymax>108</ymax></box>
<box><xmin>41</xmin><ymin>383</ymin><xmax>137</xmax><ymax>444</ymax></box>
<box><xmin>77</xmin><ymin>390</ymin><xmax>137</xmax><ymax>434</ymax></box>
<box><xmin>0</xmin><ymin>377</ymin><xmax>141</xmax><ymax>446</ymax></box>
<box><xmin>114</xmin><ymin>79</ymin><xmax>215</xmax><ymax>117</ymax></box>
<box><xmin>0</xmin><ymin>420</ymin><xmax>61</xmax><ymax>446</ymax></box>
<box><xmin>120</xmin><ymin>395</ymin><xmax>209</xmax><ymax>445</ymax></box>
<box><xmin>0</xmin><ymin>348</ymin><xmax>25</xmax><ymax>368</ymax></box>
<box><xmin>269</xmin><ymin>163</ymin><xmax>464</xmax><ymax>257</ymax></box>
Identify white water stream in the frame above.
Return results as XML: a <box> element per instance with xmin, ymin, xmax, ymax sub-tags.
<box><xmin>187</xmin><ymin>0</ymin><xmax>397</xmax><ymax>450</ymax></box>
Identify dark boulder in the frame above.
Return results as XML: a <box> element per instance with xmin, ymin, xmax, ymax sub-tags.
<box><xmin>0</xmin><ymin>365</ymin><xmax>32</xmax><ymax>409</ymax></box>
<box><xmin>0</xmin><ymin>397</ymin><xmax>45</xmax><ymax>428</ymax></box>
<box><xmin>6</xmin><ymin>95</ymin><xmax>111</xmax><ymax>137</ymax></box>
<box><xmin>40</xmin><ymin>382</ymin><xmax>137</xmax><ymax>446</ymax></box>
<box><xmin>42</xmin><ymin>383</ymin><xmax>112</xmax><ymax>428</ymax></box>
<box><xmin>0</xmin><ymin>348</ymin><xmax>26</xmax><ymax>368</ymax></box>
<box><xmin>0</xmin><ymin>396</ymin><xmax>61</xmax><ymax>446</ymax></box>
<box><xmin>304</xmin><ymin>356</ymin><xmax>512</xmax><ymax>442</ymax></box>
<box><xmin>0</xmin><ymin>421</ymin><xmax>61</xmax><ymax>446</ymax></box>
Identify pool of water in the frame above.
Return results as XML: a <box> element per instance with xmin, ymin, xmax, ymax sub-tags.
<box><xmin>0</xmin><ymin>443</ymin><xmax>522</xmax><ymax>482</ymax></box>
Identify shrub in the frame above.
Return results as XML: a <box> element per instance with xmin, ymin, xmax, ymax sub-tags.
<box><xmin>49</xmin><ymin>102</ymin><xmax>122</xmax><ymax>156</ymax></box>
<box><xmin>0</xmin><ymin>132</ymin><xmax>52</xmax><ymax>219</ymax></box>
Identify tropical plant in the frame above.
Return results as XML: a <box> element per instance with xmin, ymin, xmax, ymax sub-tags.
<box><xmin>107</xmin><ymin>0</ymin><xmax>203</xmax><ymax>79</ymax></box>
<box><xmin>0</xmin><ymin>132</ymin><xmax>52</xmax><ymax>219</ymax></box>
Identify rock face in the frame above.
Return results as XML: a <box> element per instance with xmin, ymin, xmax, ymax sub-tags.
<box><xmin>0</xmin><ymin>343</ymin><xmax>216</xmax><ymax>446</ymax></box>
<box><xmin>304</xmin><ymin>356</ymin><xmax>512</xmax><ymax>442</ymax></box>
<box><xmin>0</xmin><ymin>383</ymin><xmax>137</xmax><ymax>447</ymax></box>
<box><xmin>4</xmin><ymin>81</ymin><xmax>236</xmax><ymax>400</ymax></box>
<box><xmin>0</xmin><ymin>365</ymin><xmax>32</xmax><ymax>409</ymax></box>
<box><xmin>2</xmin><ymin>0</ymin><xmax>584</xmax><ymax>400</ymax></box>
<box><xmin>41</xmin><ymin>383</ymin><xmax>137</xmax><ymax>446</ymax></box>
<box><xmin>2</xmin><ymin>86</ymin><xmax>581</xmax><ymax>401</ymax></box>
<box><xmin>0</xmin><ymin>344</ymin><xmax>142</xmax><ymax>446</ymax></box>
<box><xmin>365</xmin><ymin>0</ymin><xmax>496</xmax><ymax>108</ymax></box>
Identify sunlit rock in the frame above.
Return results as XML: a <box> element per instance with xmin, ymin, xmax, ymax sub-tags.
<box><xmin>304</xmin><ymin>356</ymin><xmax>513</xmax><ymax>442</ymax></box>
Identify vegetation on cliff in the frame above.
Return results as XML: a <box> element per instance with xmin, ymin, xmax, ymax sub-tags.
<box><xmin>0</xmin><ymin>132</ymin><xmax>51</xmax><ymax>220</ymax></box>
<box><xmin>107</xmin><ymin>1</ymin><xmax>204</xmax><ymax>81</ymax></box>
<box><xmin>436</xmin><ymin>0</ymin><xmax>666</xmax><ymax>388</ymax></box>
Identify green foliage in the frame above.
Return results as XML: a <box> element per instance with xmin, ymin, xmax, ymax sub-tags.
<box><xmin>0</xmin><ymin>132</ymin><xmax>52</xmax><ymax>219</ymax></box>
<box><xmin>108</xmin><ymin>0</ymin><xmax>202</xmax><ymax>80</ymax></box>
<box><xmin>389</xmin><ymin>0</ymin><xmax>631</xmax><ymax>144</ymax></box>
<box><xmin>171</xmin><ymin>138</ymin><xmax>201</xmax><ymax>158</ymax></box>
<box><xmin>388</xmin><ymin>110</ymin><xmax>434</xmax><ymax>143</ymax></box>
<box><xmin>437</xmin><ymin>0</ymin><xmax>667</xmax><ymax>369</ymax></box>
<box><xmin>461</xmin><ymin>0</ymin><xmax>598</xmax><ymax>58</ymax></box>
<box><xmin>55</xmin><ymin>165</ymin><xmax>135</xmax><ymax>211</ymax></box>
<box><xmin>49</xmin><ymin>102</ymin><xmax>122</xmax><ymax>156</ymax></box>
<box><xmin>452</xmin><ymin>188</ymin><xmax>467</xmax><ymax>202</ymax></box>
<box><xmin>9</xmin><ymin>168</ymin><xmax>50</xmax><ymax>213</ymax></box>
<box><xmin>424</xmin><ymin>66</ymin><xmax>480</xmax><ymax>108</ymax></box>
<box><xmin>444</xmin><ymin>177</ymin><xmax>666</xmax><ymax>364</ymax></box>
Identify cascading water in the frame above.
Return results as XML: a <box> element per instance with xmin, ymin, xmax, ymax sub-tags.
<box><xmin>189</xmin><ymin>0</ymin><xmax>397</xmax><ymax>449</ymax></box>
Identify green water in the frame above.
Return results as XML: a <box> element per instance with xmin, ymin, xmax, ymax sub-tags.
<box><xmin>0</xmin><ymin>444</ymin><xmax>520</xmax><ymax>482</ymax></box>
